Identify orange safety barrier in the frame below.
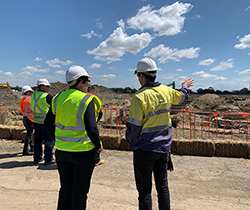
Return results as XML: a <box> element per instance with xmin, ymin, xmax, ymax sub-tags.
<box><xmin>171</xmin><ymin>110</ymin><xmax>249</xmax><ymax>141</ymax></box>
<box><xmin>99</xmin><ymin>108</ymin><xmax>249</xmax><ymax>141</ymax></box>
<box><xmin>99</xmin><ymin>108</ymin><xmax>119</xmax><ymax>135</ymax></box>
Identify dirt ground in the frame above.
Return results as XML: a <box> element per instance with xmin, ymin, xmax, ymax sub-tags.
<box><xmin>0</xmin><ymin>139</ymin><xmax>250</xmax><ymax>210</ymax></box>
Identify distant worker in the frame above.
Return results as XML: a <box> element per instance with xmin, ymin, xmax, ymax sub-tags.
<box><xmin>44</xmin><ymin>65</ymin><xmax>103</xmax><ymax>209</ymax></box>
<box><xmin>87</xmin><ymin>90</ymin><xmax>105</xmax><ymax>166</ymax></box>
<box><xmin>20</xmin><ymin>85</ymin><xmax>34</xmax><ymax>156</ymax></box>
<box><xmin>30</xmin><ymin>78</ymin><xmax>55</xmax><ymax>165</ymax></box>
<box><xmin>126</xmin><ymin>57</ymin><xmax>194</xmax><ymax>210</ymax></box>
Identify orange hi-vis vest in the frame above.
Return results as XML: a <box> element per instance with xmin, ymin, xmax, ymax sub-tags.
<box><xmin>20</xmin><ymin>95</ymin><xmax>34</xmax><ymax>122</ymax></box>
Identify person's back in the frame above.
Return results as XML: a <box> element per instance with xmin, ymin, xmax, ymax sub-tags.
<box><xmin>52</xmin><ymin>88</ymin><xmax>96</xmax><ymax>152</ymax></box>
<box><xmin>20</xmin><ymin>85</ymin><xmax>34</xmax><ymax>156</ymax></box>
<box><xmin>30</xmin><ymin>79</ymin><xmax>55</xmax><ymax>165</ymax></box>
<box><xmin>126</xmin><ymin>57</ymin><xmax>194</xmax><ymax>210</ymax></box>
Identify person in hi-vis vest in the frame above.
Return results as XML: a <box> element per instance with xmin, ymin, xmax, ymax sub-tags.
<box><xmin>20</xmin><ymin>85</ymin><xmax>34</xmax><ymax>156</ymax></box>
<box><xmin>44</xmin><ymin>65</ymin><xmax>103</xmax><ymax>210</ymax></box>
<box><xmin>126</xmin><ymin>58</ymin><xmax>194</xmax><ymax>210</ymax></box>
<box><xmin>30</xmin><ymin>78</ymin><xmax>55</xmax><ymax>165</ymax></box>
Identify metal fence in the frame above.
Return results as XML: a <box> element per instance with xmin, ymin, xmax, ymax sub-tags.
<box><xmin>99</xmin><ymin>108</ymin><xmax>250</xmax><ymax>141</ymax></box>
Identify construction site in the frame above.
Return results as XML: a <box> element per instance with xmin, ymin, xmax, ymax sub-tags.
<box><xmin>0</xmin><ymin>82</ymin><xmax>250</xmax><ymax>209</ymax></box>
<box><xmin>1</xmin><ymin>81</ymin><xmax>250</xmax><ymax>156</ymax></box>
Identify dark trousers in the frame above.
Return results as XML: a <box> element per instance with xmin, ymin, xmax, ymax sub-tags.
<box><xmin>33</xmin><ymin>123</ymin><xmax>55</xmax><ymax>162</ymax></box>
<box><xmin>95</xmin><ymin>152</ymin><xmax>100</xmax><ymax>163</ymax></box>
<box><xmin>56</xmin><ymin>149</ymin><xmax>96</xmax><ymax>210</ymax></box>
<box><xmin>22</xmin><ymin>117</ymin><xmax>34</xmax><ymax>152</ymax></box>
<box><xmin>133</xmin><ymin>149</ymin><xmax>171</xmax><ymax>210</ymax></box>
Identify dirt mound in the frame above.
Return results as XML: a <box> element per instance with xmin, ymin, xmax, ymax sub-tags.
<box><xmin>48</xmin><ymin>82</ymin><xmax>116</xmax><ymax>96</ymax></box>
<box><xmin>49</xmin><ymin>81</ymin><xmax>69</xmax><ymax>94</ymax></box>
<box><xmin>89</xmin><ymin>85</ymin><xmax>116</xmax><ymax>94</ymax></box>
<box><xmin>198</xmin><ymin>93</ymin><xmax>220</xmax><ymax>101</ymax></box>
<box><xmin>0</xmin><ymin>87</ymin><xmax>9</xmax><ymax>91</ymax></box>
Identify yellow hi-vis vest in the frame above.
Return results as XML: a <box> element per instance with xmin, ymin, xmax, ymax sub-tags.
<box><xmin>30</xmin><ymin>91</ymin><xmax>50</xmax><ymax>124</ymax></box>
<box><xmin>86</xmin><ymin>92</ymin><xmax>102</xmax><ymax>122</ymax></box>
<box><xmin>128</xmin><ymin>85</ymin><xmax>185</xmax><ymax>133</ymax></box>
<box><xmin>51</xmin><ymin>89</ymin><xmax>95</xmax><ymax>152</ymax></box>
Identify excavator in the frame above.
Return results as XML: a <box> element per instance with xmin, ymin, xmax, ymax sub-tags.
<box><xmin>0</xmin><ymin>82</ymin><xmax>12</xmax><ymax>91</ymax></box>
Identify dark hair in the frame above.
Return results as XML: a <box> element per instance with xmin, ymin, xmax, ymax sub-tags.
<box><xmin>140</xmin><ymin>71</ymin><xmax>156</xmax><ymax>82</ymax></box>
<box><xmin>70</xmin><ymin>76</ymin><xmax>89</xmax><ymax>88</ymax></box>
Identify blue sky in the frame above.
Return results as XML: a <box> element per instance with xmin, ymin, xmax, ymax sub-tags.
<box><xmin>0</xmin><ymin>0</ymin><xmax>250</xmax><ymax>91</ymax></box>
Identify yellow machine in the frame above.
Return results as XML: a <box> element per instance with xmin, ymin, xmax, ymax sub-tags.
<box><xmin>0</xmin><ymin>82</ymin><xmax>12</xmax><ymax>91</ymax></box>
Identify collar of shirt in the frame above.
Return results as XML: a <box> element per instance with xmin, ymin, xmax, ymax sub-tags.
<box><xmin>139</xmin><ymin>82</ymin><xmax>161</xmax><ymax>90</ymax></box>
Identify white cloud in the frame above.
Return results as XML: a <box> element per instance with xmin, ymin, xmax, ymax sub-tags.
<box><xmin>192</xmin><ymin>71</ymin><xmax>217</xmax><ymax>79</ymax></box>
<box><xmin>192</xmin><ymin>70</ymin><xmax>227</xmax><ymax>80</ymax></box>
<box><xmin>191</xmin><ymin>14</ymin><xmax>201</xmax><ymax>19</ymax></box>
<box><xmin>176</xmin><ymin>68</ymin><xmax>184</xmax><ymax>72</ymax></box>
<box><xmin>249</xmin><ymin>52</ymin><xmax>250</xmax><ymax>55</ymax></box>
<box><xmin>238</xmin><ymin>69</ymin><xmax>250</xmax><ymax>75</ymax></box>
<box><xmin>19</xmin><ymin>71</ymin><xmax>32</xmax><ymax>75</ymax></box>
<box><xmin>88</xmin><ymin>63</ymin><xmax>101</xmax><ymax>69</ymax></box>
<box><xmin>99</xmin><ymin>74</ymin><xmax>116</xmax><ymax>81</ymax></box>
<box><xmin>96</xmin><ymin>18</ymin><xmax>103</xmax><ymax>29</ymax></box>
<box><xmin>46</xmin><ymin>58</ymin><xmax>73</xmax><ymax>68</ymax></box>
<box><xmin>210</xmin><ymin>59</ymin><xmax>234</xmax><ymax>71</ymax></box>
<box><xmin>214</xmin><ymin>76</ymin><xmax>227</xmax><ymax>81</ymax></box>
<box><xmin>34</xmin><ymin>57</ymin><xmax>42</xmax><ymax>61</ymax></box>
<box><xmin>234</xmin><ymin>34</ymin><xmax>250</xmax><ymax>49</ymax></box>
<box><xmin>198</xmin><ymin>58</ymin><xmax>215</xmax><ymax>66</ymax></box>
<box><xmin>81</xmin><ymin>30</ymin><xmax>102</xmax><ymax>39</ymax></box>
<box><xmin>103</xmin><ymin>74</ymin><xmax>116</xmax><ymax>79</ymax></box>
<box><xmin>127</xmin><ymin>2</ymin><xmax>193</xmax><ymax>36</ymax></box>
<box><xmin>21</xmin><ymin>65</ymin><xmax>49</xmax><ymax>73</ymax></box>
<box><xmin>0</xmin><ymin>71</ymin><xmax>13</xmax><ymax>76</ymax></box>
<box><xmin>245</xmin><ymin>6</ymin><xmax>250</xmax><ymax>11</ymax></box>
<box><xmin>55</xmin><ymin>71</ymin><xmax>65</xmax><ymax>75</ymax></box>
<box><xmin>93</xmin><ymin>56</ymin><xmax>122</xmax><ymax>64</ymax></box>
<box><xmin>117</xmin><ymin>19</ymin><xmax>125</xmax><ymax>29</ymax></box>
<box><xmin>87</xmin><ymin>25</ymin><xmax>153</xmax><ymax>63</ymax></box>
<box><xmin>144</xmin><ymin>44</ymin><xmax>200</xmax><ymax>63</ymax></box>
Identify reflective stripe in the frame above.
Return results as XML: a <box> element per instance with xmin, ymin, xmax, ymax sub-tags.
<box><xmin>55</xmin><ymin>135</ymin><xmax>91</xmax><ymax>143</ymax></box>
<box><xmin>33</xmin><ymin>92</ymin><xmax>46</xmax><ymax>118</ymax></box>
<box><xmin>76</xmin><ymin>94</ymin><xmax>91</xmax><ymax>126</ymax></box>
<box><xmin>34</xmin><ymin>118</ymin><xmax>44</xmax><ymax>122</ymax></box>
<box><xmin>35</xmin><ymin>113</ymin><xmax>46</xmax><ymax>117</ymax></box>
<box><xmin>177</xmin><ymin>91</ymin><xmax>185</xmax><ymax>105</ymax></box>
<box><xmin>141</xmin><ymin>122</ymin><xmax>172</xmax><ymax>133</ymax></box>
<box><xmin>53</xmin><ymin>92</ymin><xmax>62</xmax><ymax>114</ymax></box>
<box><xmin>56</xmin><ymin>123</ymin><xmax>86</xmax><ymax>132</ymax></box>
<box><xmin>23</xmin><ymin>99</ymin><xmax>33</xmax><ymax>118</ymax></box>
<box><xmin>54</xmin><ymin>94</ymin><xmax>92</xmax><ymax>133</ymax></box>
<box><xmin>127</xmin><ymin>117</ymin><xmax>142</xmax><ymax>126</ymax></box>
<box><xmin>143</xmin><ymin>107</ymin><xmax>170</xmax><ymax>119</ymax></box>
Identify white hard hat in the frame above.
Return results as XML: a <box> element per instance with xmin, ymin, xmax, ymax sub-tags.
<box><xmin>134</xmin><ymin>57</ymin><xmax>158</xmax><ymax>77</ymax></box>
<box><xmin>66</xmin><ymin>65</ymin><xmax>92</xmax><ymax>86</ymax></box>
<box><xmin>37</xmin><ymin>78</ymin><xmax>50</xmax><ymax>86</ymax></box>
<box><xmin>22</xmin><ymin>85</ymin><xmax>33</xmax><ymax>93</ymax></box>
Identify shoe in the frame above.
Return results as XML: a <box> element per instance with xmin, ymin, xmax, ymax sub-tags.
<box><xmin>44</xmin><ymin>159</ymin><xmax>56</xmax><ymax>165</ymax></box>
<box><xmin>95</xmin><ymin>159</ymin><xmax>105</xmax><ymax>166</ymax></box>
<box><xmin>22</xmin><ymin>151</ymin><xmax>34</xmax><ymax>156</ymax></box>
<box><xmin>34</xmin><ymin>157</ymin><xmax>44</xmax><ymax>164</ymax></box>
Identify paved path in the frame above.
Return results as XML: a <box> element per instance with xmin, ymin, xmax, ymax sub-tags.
<box><xmin>0</xmin><ymin>140</ymin><xmax>250</xmax><ymax>210</ymax></box>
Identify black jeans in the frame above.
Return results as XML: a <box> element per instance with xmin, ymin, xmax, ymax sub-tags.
<box><xmin>133</xmin><ymin>149</ymin><xmax>171</xmax><ymax>210</ymax></box>
<box><xmin>22</xmin><ymin>117</ymin><xmax>34</xmax><ymax>152</ymax></box>
<box><xmin>33</xmin><ymin>123</ymin><xmax>55</xmax><ymax>162</ymax></box>
<box><xmin>56</xmin><ymin>148</ymin><xmax>96</xmax><ymax>210</ymax></box>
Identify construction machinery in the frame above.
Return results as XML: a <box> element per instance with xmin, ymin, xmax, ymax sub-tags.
<box><xmin>167</xmin><ymin>81</ymin><xmax>175</xmax><ymax>89</ymax></box>
<box><xmin>0</xmin><ymin>82</ymin><xmax>12</xmax><ymax>91</ymax></box>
